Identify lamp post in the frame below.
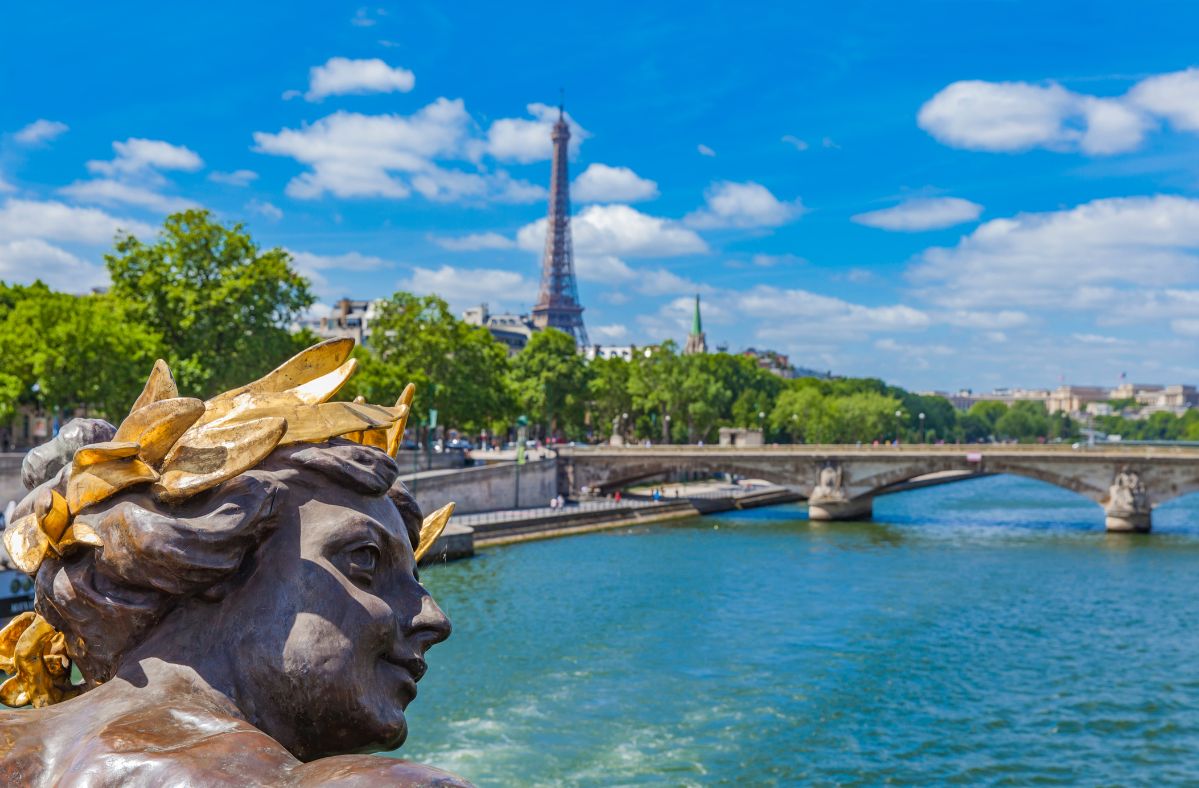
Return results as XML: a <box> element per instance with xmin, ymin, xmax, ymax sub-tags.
<box><xmin>791</xmin><ymin>413</ymin><xmax>798</xmax><ymax>443</ymax></box>
<box><xmin>664</xmin><ymin>413</ymin><xmax>671</xmax><ymax>444</ymax></box>
<box><xmin>758</xmin><ymin>411</ymin><xmax>766</xmax><ymax>443</ymax></box>
<box><xmin>894</xmin><ymin>410</ymin><xmax>903</xmax><ymax>445</ymax></box>
<box><xmin>918</xmin><ymin>412</ymin><xmax>926</xmax><ymax>444</ymax></box>
<box><xmin>622</xmin><ymin>412</ymin><xmax>629</xmax><ymax>444</ymax></box>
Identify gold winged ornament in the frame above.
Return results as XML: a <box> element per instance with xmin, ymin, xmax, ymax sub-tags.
<box><xmin>0</xmin><ymin>339</ymin><xmax>454</xmax><ymax>708</ymax></box>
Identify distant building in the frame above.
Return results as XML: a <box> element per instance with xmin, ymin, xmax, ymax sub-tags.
<box><xmin>294</xmin><ymin>298</ymin><xmax>380</xmax><ymax>346</ymax></box>
<box><xmin>683</xmin><ymin>294</ymin><xmax>707</xmax><ymax>355</ymax></box>
<box><xmin>585</xmin><ymin>345</ymin><xmax>636</xmax><ymax>361</ymax></box>
<box><xmin>1046</xmin><ymin>385</ymin><xmax>1109</xmax><ymax>415</ymax></box>
<box><xmin>462</xmin><ymin>304</ymin><xmax>539</xmax><ymax>354</ymax></box>
<box><xmin>742</xmin><ymin>347</ymin><xmax>796</xmax><ymax>379</ymax></box>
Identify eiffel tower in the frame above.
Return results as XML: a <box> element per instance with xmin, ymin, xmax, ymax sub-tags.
<box><xmin>531</xmin><ymin>103</ymin><xmax>588</xmax><ymax>347</ymax></box>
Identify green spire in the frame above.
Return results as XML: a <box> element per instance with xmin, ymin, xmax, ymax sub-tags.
<box><xmin>691</xmin><ymin>293</ymin><xmax>703</xmax><ymax>335</ymax></box>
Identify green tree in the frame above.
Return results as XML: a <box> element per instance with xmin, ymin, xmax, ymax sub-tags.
<box><xmin>587</xmin><ymin>356</ymin><xmax>632</xmax><ymax>439</ymax></box>
<box><xmin>348</xmin><ymin>292</ymin><xmax>514</xmax><ymax>434</ymax></box>
<box><xmin>0</xmin><ymin>282</ymin><xmax>161</xmax><ymax>421</ymax></box>
<box><xmin>771</xmin><ymin>384</ymin><xmax>831</xmax><ymax>442</ymax></box>
<box><xmin>994</xmin><ymin>400</ymin><xmax>1050</xmax><ymax>442</ymax></box>
<box><xmin>510</xmin><ymin>328</ymin><xmax>591</xmax><ymax>439</ymax></box>
<box><xmin>105</xmin><ymin>210</ymin><xmax>314</xmax><ymax>397</ymax></box>
<box><xmin>827</xmin><ymin>392</ymin><xmax>902</xmax><ymax>443</ymax></box>
<box><xmin>627</xmin><ymin>342</ymin><xmax>684</xmax><ymax>442</ymax></box>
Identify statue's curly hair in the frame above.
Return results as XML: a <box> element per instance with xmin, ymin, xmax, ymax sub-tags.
<box><xmin>15</xmin><ymin>419</ymin><xmax>422</xmax><ymax>687</ymax></box>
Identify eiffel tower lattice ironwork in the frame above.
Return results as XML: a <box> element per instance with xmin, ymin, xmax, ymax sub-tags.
<box><xmin>531</xmin><ymin>103</ymin><xmax>588</xmax><ymax>347</ymax></box>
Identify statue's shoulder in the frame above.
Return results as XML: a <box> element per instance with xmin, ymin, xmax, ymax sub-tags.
<box><xmin>288</xmin><ymin>755</ymin><xmax>474</xmax><ymax>786</ymax></box>
<box><xmin>4</xmin><ymin>701</ymin><xmax>299</xmax><ymax>787</ymax></box>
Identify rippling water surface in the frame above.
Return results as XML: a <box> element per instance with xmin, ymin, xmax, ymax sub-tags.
<box><xmin>397</xmin><ymin>475</ymin><xmax>1199</xmax><ymax>785</ymax></box>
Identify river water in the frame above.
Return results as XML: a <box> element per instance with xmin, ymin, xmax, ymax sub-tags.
<box><xmin>397</xmin><ymin>475</ymin><xmax>1199</xmax><ymax>785</ymax></box>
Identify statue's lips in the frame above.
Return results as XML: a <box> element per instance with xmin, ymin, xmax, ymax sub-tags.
<box><xmin>381</xmin><ymin>654</ymin><xmax>425</xmax><ymax>704</ymax></box>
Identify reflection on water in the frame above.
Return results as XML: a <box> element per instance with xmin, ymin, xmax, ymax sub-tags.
<box><xmin>398</xmin><ymin>475</ymin><xmax>1199</xmax><ymax>786</ymax></box>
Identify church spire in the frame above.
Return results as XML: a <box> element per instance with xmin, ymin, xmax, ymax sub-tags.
<box><xmin>531</xmin><ymin>99</ymin><xmax>588</xmax><ymax>347</ymax></box>
<box><xmin>684</xmin><ymin>293</ymin><xmax>707</xmax><ymax>355</ymax></box>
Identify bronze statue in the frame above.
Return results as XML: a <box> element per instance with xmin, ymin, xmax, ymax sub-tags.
<box><xmin>0</xmin><ymin>340</ymin><xmax>470</xmax><ymax>785</ymax></box>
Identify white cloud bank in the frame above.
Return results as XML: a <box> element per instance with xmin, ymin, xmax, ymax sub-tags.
<box><xmin>86</xmin><ymin>138</ymin><xmax>203</xmax><ymax>177</ymax></box>
<box><xmin>431</xmin><ymin>232</ymin><xmax>516</xmax><ymax>251</ymax></box>
<box><xmin>517</xmin><ymin>204</ymin><xmax>706</xmax><ymax>258</ymax></box>
<box><xmin>910</xmin><ymin>195</ymin><xmax>1199</xmax><ymax>330</ymax></box>
<box><xmin>918</xmin><ymin>67</ymin><xmax>1199</xmax><ymax>155</ymax></box>
<box><xmin>684</xmin><ymin>181</ymin><xmax>804</xmax><ymax>229</ymax></box>
<box><xmin>853</xmin><ymin>197</ymin><xmax>983</xmax><ymax>231</ymax></box>
<box><xmin>304</xmin><ymin>57</ymin><xmax>415</xmax><ymax>101</ymax></box>
<box><xmin>572</xmin><ymin>163</ymin><xmax>658</xmax><ymax>203</ymax></box>
<box><xmin>486</xmin><ymin>103</ymin><xmax>588</xmax><ymax>163</ymax></box>
<box><xmin>254</xmin><ymin>98</ymin><xmax>544</xmax><ymax>203</ymax></box>
<box><xmin>399</xmin><ymin>264</ymin><xmax>536</xmax><ymax>312</ymax></box>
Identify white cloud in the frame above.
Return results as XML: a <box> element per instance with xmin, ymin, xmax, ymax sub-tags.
<box><xmin>59</xmin><ymin>179</ymin><xmax>197</xmax><ymax>212</ymax></box>
<box><xmin>14</xmin><ymin>119</ymin><xmax>68</xmax><ymax>145</ymax></box>
<box><xmin>915</xmin><ymin>71</ymin><xmax>1199</xmax><ymax>155</ymax></box>
<box><xmin>517</xmin><ymin>204</ymin><xmax>707</xmax><ymax>258</ymax></box>
<box><xmin>942</xmin><ymin>310</ymin><xmax>1030</xmax><ymax>329</ymax></box>
<box><xmin>853</xmin><ymin>197</ymin><xmax>983</xmax><ymax>231</ymax></box>
<box><xmin>749</xmin><ymin>253</ymin><xmax>804</xmax><ymax>267</ymax></box>
<box><xmin>432</xmin><ymin>232</ymin><xmax>516</xmax><ymax>251</ymax></box>
<box><xmin>572</xmin><ymin>163</ymin><xmax>658</xmax><ymax>203</ymax></box>
<box><xmin>697</xmin><ymin>144</ymin><xmax>716</xmax><ymax>157</ymax></box>
<box><xmin>0</xmin><ymin>239</ymin><xmax>106</xmax><ymax>292</ymax></box>
<box><xmin>1127</xmin><ymin>67</ymin><xmax>1199</xmax><ymax>132</ymax></box>
<box><xmin>0</xmin><ymin>198</ymin><xmax>154</xmax><ymax>244</ymax></box>
<box><xmin>734</xmin><ymin>285</ymin><xmax>930</xmax><ymax>341</ymax></box>
<box><xmin>1172</xmin><ymin>318</ymin><xmax>1199</xmax><ymax>337</ymax></box>
<box><xmin>1072</xmin><ymin>333</ymin><xmax>1130</xmax><ymax>346</ymax></box>
<box><xmin>399</xmin><ymin>264</ymin><xmax>536</xmax><ymax>311</ymax></box>
<box><xmin>781</xmin><ymin>134</ymin><xmax>808</xmax><ymax>151</ymax></box>
<box><xmin>87</xmin><ymin>138</ymin><xmax>203</xmax><ymax>176</ymax></box>
<box><xmin>351</xmin><ymin>7</ymin><xmax>383</xmax><ymax>26</ymax></box>
<box><xmin>910</xmin><ymin>195</ymin><xmax>1199</xmax><ymax>311</ymax></box>
<box><xmin>486</xmin><ymin>103</ymin><xmax>587</xmax><ymax>163</ymax></box>
<box><xmin>209</xmin><ymin>169</ymin><xmax>258</xmax><ymax>186</ymax></box>
<box><xmin>0</xmin><ymin>175</ymin><xmax>13</xmax><ymax>194</ymax></box>
<box><xmin>253</xmin><ymin>99</ymin><xmax>541</xmax><ymax>204</ymax></box>
<box><xmin>592</xmin><ymin>324</ymin><xmax>628</xmax><ymax>341</ymax></box>
<box><xmin>290</xmin><ymin>250</ymin><xmax>391</xmax><ymax>272</ymax></box>
<box><xmin>247</xmin><ymin>199</ymin><xmax>283</xmax><ymax>220</ymax></box>
<box><xmin>684</xmin><ymin>181</ymin><xmax>804</xmax><ymax>229</ymax></box>
<box><xmin>305</xmin><ymin>57</ymin><xmax>415</xmax><ymax>101</ymax></box>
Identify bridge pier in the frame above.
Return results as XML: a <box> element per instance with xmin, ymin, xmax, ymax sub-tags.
<box><xmin>808</xmin><ymin>496</ymin><xmax>873</xmax><ymax>521</ymax></box>
<box><xmin>1104</xmin><ymin>468</ymin><xmax>1152</xmax><ymax>533</ymax></box>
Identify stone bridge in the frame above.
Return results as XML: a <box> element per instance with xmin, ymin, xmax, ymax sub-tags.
<box><xmin>556</xmin><ymin>445</ymin><xmax>1199</xmax><ymax>532</ymax></box>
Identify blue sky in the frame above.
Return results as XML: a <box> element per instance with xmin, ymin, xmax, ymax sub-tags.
<box><xmin>3</xmin><ymin>1</ymin><xmax>1199</xmax><ymax>391</ymax></box>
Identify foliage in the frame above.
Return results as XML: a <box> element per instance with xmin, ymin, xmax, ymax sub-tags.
<box><xmin>510</xmin><ymin>328</ymin><xmax>591</xmax><ymax>439</ymax></box>
<box><xmin>0</xmin><ymin>282</ymin><xmax>161</xmax><ymax>421</ymax></box>
<box><xmin>345</xmin><ymin>292</ymin><xmax>514</xmax><ymax>434</ymax></box>
<box><xmin>105</xmin><ymin>209</ymin><xmax>314</xmax><ymax>397</ymax></box>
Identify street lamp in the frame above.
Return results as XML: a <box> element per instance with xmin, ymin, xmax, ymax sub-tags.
<box><xmin>664</xmin><ymin>413</ymin><xmax>671</xmax><ymax>444</ymax></box>
<box><xmin>894</xmin><ymin>410</ymin><xmax>903</xmax><ymax>445</ymax></box>
<box><xmin>918</xmin><ymin>412</ymin><xmax>926</xmax><ymax>444</ymax></box>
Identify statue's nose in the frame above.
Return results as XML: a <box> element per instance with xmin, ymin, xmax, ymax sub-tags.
<box><xmin>409</xmin><ymin>593</ymin><xmax>452</xmax><ymax>652</ymax></box>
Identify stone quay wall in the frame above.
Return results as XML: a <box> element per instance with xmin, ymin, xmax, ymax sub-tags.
<box><xmin>400</xmin><ymin>459</ymin><xmax>559</xmax><ymax>516</ymax></box>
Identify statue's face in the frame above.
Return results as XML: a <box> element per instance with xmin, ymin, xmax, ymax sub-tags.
<box><xmin>225</xmin><ymin>475</ymin><xmax>451</xmax><ymax>760</ymax></box>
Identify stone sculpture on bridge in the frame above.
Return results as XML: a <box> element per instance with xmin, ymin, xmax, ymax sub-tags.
<box><xmin>0</xmin><ymin>340</ymin><xmax>469</xmax><ymax>785</ymax></box>
<box><xmin>808</xmin><ymin>461</ymin><xmax>871</xmax><ymax>520</ymax></box>
<box><xmin>1104</xmin><ymin>467</ymin><xmax>1151</xmax><ymax>532</ymax></box>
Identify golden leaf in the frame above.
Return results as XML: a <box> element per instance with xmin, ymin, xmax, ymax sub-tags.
<box><xmin>113</xmin><ymin>397</ymin><xmax>205</xmax><ymax>467</ymax></box>
<box><xmin>66</xmin><ymin>456</ymin><xmax>159</xmax><ymax>514</ymax></box>
<box><xmin>209</xmin><ymin>338</ymin><xmax>354</xmax><ymax>404</ymax></box>
<box><xmin>55</xmin><ymin>521</ymin><xmax>104</xmax><ymax>554</ymax></box>
<box><xmin>154</xmin><ymin>415</ymin><xmax>287</xmax><ymax>504</ymax></box>
<box><xmin>38</xmin><ymin>489</ymin><xmax>70</xmax><ymax>544</ymax></box>
<box><xmin>281</xmin><ymin>401</ymin><xmax>403</xmax><ymax>445</ymax></box>
<box><xmin>72</xmin><ymin>441</ymin><xmax>140</xmax><ymax>468</ymax></box>
<box><xmin>128</xmin><ymin>359</ymin><xmax>179</xmax><ymax>415</ymax></box>
<box><xmin>0</xmin><ymin>612</ymin><xmax>35</xmax><ymax>674</ymax></box>
<box><xmin>3</xmin><ymin>514</ymin><xmax>49</xmax><ymax>575</ymax></box>
<box><xmin>414</xmin><ymin>502</ymin><xmax>455</xmax><ymax>562</ymax></box>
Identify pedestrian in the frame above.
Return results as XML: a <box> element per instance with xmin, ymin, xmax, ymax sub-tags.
<box><xmin>614</xmin><ymin>490</ymin><xmax>622</xmax><ymax>503</ymax></box>
<box><xmin>557</xmin><ymin>494</ymin><xmax>565</xmax><ymax>508</ymax></box>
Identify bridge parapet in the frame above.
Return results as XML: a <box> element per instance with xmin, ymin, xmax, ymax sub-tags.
<box><xmin>558</xmin><ymin>445</ymin><xmax>1199</xmax><ymax>533</ymax></box>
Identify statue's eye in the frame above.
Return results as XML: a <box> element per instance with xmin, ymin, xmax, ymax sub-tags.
<box><xmin>347</xmin><ymin>545</ymin><xmax>380</xmax><ymax>585</ymax></box>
